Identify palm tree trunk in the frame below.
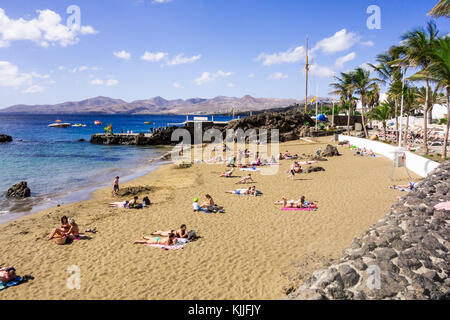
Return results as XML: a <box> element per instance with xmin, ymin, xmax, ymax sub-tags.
<box><xmin>347</xmin><ymin>104</ymin><xmax>351</xmax><ymax>136</ymax></box>
<box><xmin>395</xmin><ymin>100</ymin><xmax>399</xmax><ymax>144</ymax></box>
<box><xmin>443</xmin><ymin>87</ymin><xmax>449</xmax><ymax>159</ymax></box>
<box><xmin>361</xmin><ymin>104</ymin><xmax>369</xmax><ymax>138</ymax></box>
<box><xmin>404</xmin><ymin>114</ymin><xmax>410</xmax><ymax>147</ymax></box>
<box><xmin>428</xmin><ymin>109</ymin><xmax>433</xmax><ymax>125</ymax></box>
<box><xmin>424</xmin><ymin>81</ymin><xmax>429</xmax><ymax>154</ymax></box>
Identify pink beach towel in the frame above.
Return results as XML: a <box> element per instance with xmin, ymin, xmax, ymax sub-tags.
<box><xmin>281</xmin><ymin>207</ymin><xmax>315</xmax><ymax>211</ymax></box>
<box><xmin>434</xmin><ymin>201</ymin><xmax>450</xmax><ymax>211</ymax></box>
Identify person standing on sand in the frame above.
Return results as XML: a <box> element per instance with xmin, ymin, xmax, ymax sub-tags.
<box><xmin>113</xmin><ymin>176</ymin><xmax>119</xmax><ymax>196</ymax></box>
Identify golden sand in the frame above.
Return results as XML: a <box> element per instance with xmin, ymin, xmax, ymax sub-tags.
<box><xmin>0</xmin><ymin>137</ymin><xmax>418</xmax><ymax>299</ymax></box>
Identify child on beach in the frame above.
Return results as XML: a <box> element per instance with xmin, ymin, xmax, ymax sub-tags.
<box><xmin>193</xmin><ymin>198</ymin><xmax>200</xmax><ymax>211</ymax></box>
<box><xmin>113</xmin><ymin>176</ymin><xmax>119</xmax><ymax>196</ymax></box>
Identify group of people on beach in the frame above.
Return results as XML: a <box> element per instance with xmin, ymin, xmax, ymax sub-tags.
<box><xmin>47</xmin><ymin>216</ymin><xmax>80</xmax><ymax>242</ymax></box>
<box><xmin>133</xmin><ymin>224</ymin><xmax>192</xmax><ymax>246</ymax></box>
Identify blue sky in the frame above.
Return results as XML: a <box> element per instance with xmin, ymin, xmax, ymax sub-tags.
<box><xmin>0</xmin><ymin>0</ymin><xmax>448</xmax><ymax>109</ymax></box>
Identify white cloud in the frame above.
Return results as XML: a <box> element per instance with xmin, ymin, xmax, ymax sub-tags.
<box><xmin>165</xmin><ymin>53</ymin><xmax>201</xmax><ymax>66</ymax></box>
<box><xmin>227</xmin><ymin>82</ymin><xmax>235</xmax><ymax>88</ymax></box>
<box><xmin>0</xmin><ymin>61</ymin><xmax>32</xmax><ymax>88</ymax></box>
<box><xmin>173</xmin><ymin>82</ymin><xmax>182</xmax><ymax>88</ymax></box>
<box><xmin>89</xmin><ymin>79</ymin><xmax>103</xmax><ymax>85</ymax></box>
<box><xmin>267</xmin><ymin>72</ymin><xmax>288</xmax><ymax>80</ymax></box>
<box><xmin>22</xmin><ymin>84</ymin><xmax>44</xmax><ymax>94</ymax></box>
<box><xmin>194</xmin><ymin>70</ymin><xmax>233</xmax><ymax>85</ymax></box>
<box><xmin>114</xmin><ymin>50</ymin><xmax>131</xmax><ymax>60</ymax></box>
<box><xmin>248</xmin><ymin>73</ymin><xmax>255</xmax><ymax>78</ymax></box>
<box><xmin>334</xmin><ymin>52</ymin><xmax>356</xmax><ymax>69</ymax></box>
<box><xmin>361</xmin><ymin>40</ymin><xmax>374</xmax><ymax>47</ymax></box>
<box><xmin>308</xmin><ymin>64</ymin><xmax>335</xmax><ymax>78</ymax></box>
<box><xmin>313</xmin><ymin>29</ymin><xmax>360</xmax><ymax>54</ymax></box>
<box><xmin>141</xmin><ymin>51</ymin><xmax>168</xmax><ymax>62</ymax></box>
<box><xmin>106</xmin><ymin>78</ymin><xmax>119</xmax><ymax>86</ymax></box>
<box><xmin>0</xmin><ymin>8</ymin><xmax>98</xmax><ymax>48</ymax></box>
<box><xmin>153</xmin><ymin>0</ymin><xmax>173</xmax><ymax>3</ymax></box>
<box><xmin>256</xmin><ymin>45</ymin><xmax>305</xmax><ymax>66</ymax></box>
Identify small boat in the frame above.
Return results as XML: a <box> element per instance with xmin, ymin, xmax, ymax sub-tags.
<box><xmin>48</xmin><ymin>122</ymin><xmax>70</xmax><ymax>128</ymax></box>
<box><xmin>144</xmin><ymin>121</ymin><xmax>151</xmax><ymax>124</ymax></box>
<box><xmin>72</xmin><ymin>124</ymin><xmax>87</xmax><ymax>127</ymax></box>
<box><xmin>94</xmin><ymin>120</ymin><xmax>102</xmax><ymax>125</ymax></box>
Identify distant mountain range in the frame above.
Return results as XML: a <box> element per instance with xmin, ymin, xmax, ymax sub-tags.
<box><xmin>0</xmin><ymin>95</ymin><xmax>333</xmax><ymax>115</ymax></box>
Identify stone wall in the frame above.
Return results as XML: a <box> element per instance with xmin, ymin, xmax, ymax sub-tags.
<box><xmin>288</xmin><ymin>160</ymin><xmax>450</xmax><ymax>300</ymax></box>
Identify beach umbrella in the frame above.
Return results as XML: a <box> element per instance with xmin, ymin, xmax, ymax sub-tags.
<box><xmin>317</xmin><ymin>114</ymin><xmax>327</xmax><ymax>122</ymax></box>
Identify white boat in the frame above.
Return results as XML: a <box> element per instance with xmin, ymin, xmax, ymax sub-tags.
<box><xmin>72</xmin><ymin>124</ymin><xmax>87</xmax><ymax>127</ymax></box>
<box><xmin>48</xmin><ymin>123</ymin><xmax>70</xmax><ymax>128</ymax></box>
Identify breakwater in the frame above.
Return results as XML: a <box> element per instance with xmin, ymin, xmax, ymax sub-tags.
<box><xmin>288</xmin><ymin>160</ymin><xmax>450</xmax><ymax>300</ymax></box>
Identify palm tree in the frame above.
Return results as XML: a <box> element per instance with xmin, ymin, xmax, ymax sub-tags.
<box><xmin>330</xmin><ymin>72</ymin><xmax>354</xmax><ymax>135</ymax></box>
<box><xmin>402</xmin><ymin>85</ymin><xmax>420</xmax><ymax>146</ymax></box>
<box><xmin>428</xmin><ymin>0</ymin><xmax>450</xmax><ymax>18</ymax></box>
<box><xmin>412</xmin><ymin>37</ymin><xmax>450</xmax><ymax>158</ymax></box>
<box><xmin>369</xmin><ymin>46</ymin><xmax>403</xmax><ymax>142</ymax></box>
<box><xmin>399</xmin><ymin>21</ymin><xmax>440</xmax><ymax>154</ymax></box>
<box><xmin>368</xmin><ymin>102</ymin><xmax>392</xmax><ymax>141</ymax></box>
<box><xmin>350</xmin><ymin>67</ymin><xmax>379</xmax><ymax>138</ymax></box>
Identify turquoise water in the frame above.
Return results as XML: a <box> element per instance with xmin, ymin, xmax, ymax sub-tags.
<box><xmin>0</xmin><ymin>114</ymin><xmax>232</xmax><ymax>222</ymax></box>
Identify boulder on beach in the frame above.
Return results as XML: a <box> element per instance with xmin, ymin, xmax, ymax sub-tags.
<box><xmin>322</xmin><ymin>144</ymin><xmax>340</xmax><ymax>157</ymax></box>
<box><xmin>306</xmin><ymin>166</ymin><xmax>326</xmax><ymax>173</ymax></box>
<box><xmin>0</xmin><ymin>134</ymin><xmax>12</xmax><ymax>143</ymax></box>
<box><xmin>6</xmin><ymin>181</ymin><xmax>31</xmax><ymax>198</ymax></box>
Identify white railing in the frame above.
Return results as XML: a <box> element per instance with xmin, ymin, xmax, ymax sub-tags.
<box><xmin>338</xmin><ymin>135</ymin><xmax>440</xmax><ymax>177</ymax></box>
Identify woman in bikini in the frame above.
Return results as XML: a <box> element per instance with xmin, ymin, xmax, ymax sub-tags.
<box><xmin>65</xmin><ymin>218</ymin><xmax>80</xmax><ymax>240</ymax></box>
<box><xmin>200</xmin><ymin>194</ymin><xmax>215</xmax><ymax>209</ymax></box>
<box><xmin>152</xmin><ymin>224</ymin><xmax>188</xmax><ymax>238</ymax></box>
<box><xmin>47</xmin><ymin>216</ymin><xmax>71</xmax><ymax>240</ymax></box>
<box><xmin>134</xmin><ymin>233</ymin><xmax>178</xmax><ymax>246</ymax></box>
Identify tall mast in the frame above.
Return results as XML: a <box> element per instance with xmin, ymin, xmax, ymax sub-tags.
<box><xmin>305</xmin><ymin>36</ymin><xmax>310</xmax><ymax>113</ymax></box>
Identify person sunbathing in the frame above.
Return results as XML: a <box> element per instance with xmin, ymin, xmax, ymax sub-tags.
<box><xmin>152</xmin><ymin>224</ymin><xmax>188</xmax><ymax>238</ymax></box>
<box><xmin>226</xmin><ymin>187</ymin><xmax>251</xmax><ymax>195</ymax></box>
<box><xmin>236</xmin><ymin>174</ymin><xmax>254</xmax><ymax>184</ymax></box>
<box><xmin>200</xmin><ymin>194</ymin><xmax>215</xmax><ymax>208</ymax></box>
<box><xmin>65</xmin><ymin>218</ymin><xmax>80</xmax><ymax>240</ymax></box>
<box><xmin>220</xmin><ymin>168</ymin><xmax>234</xmax><ymax>177</ymax></box>
<box><xmin>134</xmin><ymin>233</ymin><xmax>178</xmax><ymax>246</ymax></box>
<box><xmin>0</xmin><ymin>266</ymin><xmax>17</xmax><ymax>284</ymax></box>
<box><xmin>389</xmin><ymin>182</ymin><xmax>417</xmax><ymax>192</ymax></box>
<box><xmin>109</xmin><ymin>200</ymin><xmax>130</xmax><ymax>208</ymax></box>
<box><xmin>274</xmin><ymin>196</ymin><xmax>303</xmax><ymax>208</ymax></box>
<box><xmin>47</xmin><ymin>216</ymin><xmax>70</xmax><ymax>240</ymax></box>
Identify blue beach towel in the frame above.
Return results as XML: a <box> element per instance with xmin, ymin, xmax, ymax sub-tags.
<box><xmin>0</xmin><ymin>277</ymin><xmax>23</xmax><ymax>291</ymax></box>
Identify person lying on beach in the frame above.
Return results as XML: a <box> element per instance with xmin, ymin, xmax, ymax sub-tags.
<box><xmin>47</xmin><ymin>216</ymin><xmax>70</xmax><ymax>240</ymax></box>
<box><xmin>134</xmin><ymin>233</ymin><xmax>178</xmax><ymax>246</ymax></box>
<box><xmin>0</xmin><ymin>266</ymin><xmax>17</xmax><ymax>284</ymax></box>
<box><xmin>152</xmin><ymin>224</ymin><xmax>188</xmax><ymax>238</ymax></box>
<box><xmin>109</xmin><ymin>200</ymin><xmax>130</xmax><ymax>208</ymax></box>
<box><xmin>389</xmin><ymin>182</ymin><xmax>417</xmax><ymax>192</ymax></box>
<box><xmin>236</xmin><ymin>174</ymin><xmax>254</xmax><ymax>184</ymax></box>
<box><xmin>220</xmin><ymin>168</ymin><xmax>234</xmax><ymax>177</ymax></box>
<box><xmin>274</xmin><ymin>196</ymin><xmax>317</xmax><ymax>208</ymax></box>
<box><xmin>226</xmin><ymin>187</ymin><xmax>251</xmax><ymax>195</ymax></box>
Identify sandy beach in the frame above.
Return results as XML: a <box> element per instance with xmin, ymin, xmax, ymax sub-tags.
<box><xmin>0</xmin><ymin>137</ymin><xmax>418</xmax><ymax>300</ymax></box>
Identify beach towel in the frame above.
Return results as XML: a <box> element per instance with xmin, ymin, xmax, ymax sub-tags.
<box><xmin>434</xmin><ymin>201</ymin><xmax>450</xmax><ymax>211</ymax></box>
<box><xmin>0</xmin><ymin>277</ymin><xmax>23</xmax><ymax>290</ymax></box>
<box><xmin>281</xmin><ymin>207</ymin><xmax>315</xmax><ymax>211</ymax></box>
<box><xmin>144</xmin><ymin>244</ymin><xmax>186</xmax><ymax>250</ymax></box>
<box><xmin>240</xmin><ymin>167</ymin><xmax>260</xmax><ymax>171</ymax></box>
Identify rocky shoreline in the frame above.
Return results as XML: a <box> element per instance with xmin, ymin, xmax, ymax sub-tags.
<box><xmin>288</xmin><ymin>160</ymin><xmax>450</xmax><ymax>300</ymax></box>
<box><xmin>0</xmin><ymin>134</ymin><xmax>12</xmax><ymax>143</ymax></box>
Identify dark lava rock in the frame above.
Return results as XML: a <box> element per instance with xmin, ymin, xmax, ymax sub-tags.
<box><xmin>306</xmin><ymin>166</ymin><xmax>325</xmax><ymax>173</ymax></box>
<box><xmin>0</xmin><ymin>134</ymin><xmax>12</xmax><ymax>143</ymax></box>
<box><xmin>6</xmin><ymin>181</ymin><xmax>31</xmax><ymax>198</ymax></box>
<box><xmin>322</xmin><ymin>144</ymin><xmax>340</xmax><ymax>157</ymax></box>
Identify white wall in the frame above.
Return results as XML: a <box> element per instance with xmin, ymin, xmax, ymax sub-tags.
<box><xmin>338</xmin><ymin>135</ymin><xmax>440</xmax><ymax>177</ymax></box>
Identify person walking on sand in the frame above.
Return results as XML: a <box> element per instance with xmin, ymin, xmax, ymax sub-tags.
<box><xmin>113</xmin><ymin>176</ymin><xmax>120</xmax><ymax>196</ymax></box>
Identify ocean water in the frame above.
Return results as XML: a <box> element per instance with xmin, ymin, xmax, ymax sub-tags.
<box><xmin>0</xmin><ymin>114</ymin><xmax>232</xmax><ymax>223</ymax></box>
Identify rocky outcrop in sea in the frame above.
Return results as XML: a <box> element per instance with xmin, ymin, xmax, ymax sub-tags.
<box><xmin>6</xmin><ymin>181</ymin><xmax>31</xmax><ymax>198</ymax></box>
<box><xmin>288</xmin><ymin>160</ymin><xmax>450</xmax><ymax>300</ymax></box>
<box><xmin>0</xmin><ymin>134</ymin><xmax>12</xmax><ymax>143</ymax></box>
